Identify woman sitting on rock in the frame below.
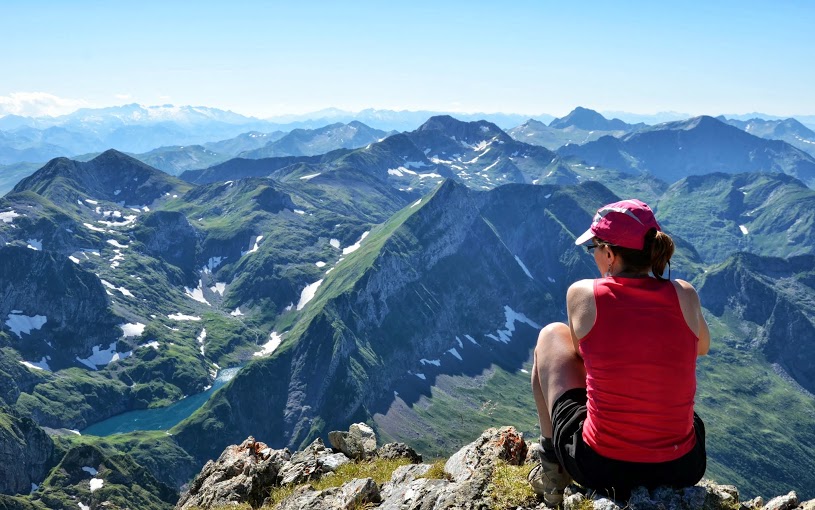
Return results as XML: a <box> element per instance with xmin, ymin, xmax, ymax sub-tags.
<box><xmin>528</xmin><ymin>199</ymin><xmax>710</xmax><ymax>504</ymax></box>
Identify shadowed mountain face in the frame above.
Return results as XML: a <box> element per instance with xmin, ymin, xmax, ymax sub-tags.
<box><xmin>557</xmin><ymin>116</ymin><xmax>815</xmax><ymax>187</ymax></box>
<box><xmin>698</xmin><ymin>253</ymin><xmax>815</xmax><ymax>395</ymax></box>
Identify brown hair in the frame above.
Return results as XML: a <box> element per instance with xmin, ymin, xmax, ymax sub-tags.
<box><xmin>605</xmin><ymin>228</ymin><xmax>675</xmax><ymax>280</ymax></box>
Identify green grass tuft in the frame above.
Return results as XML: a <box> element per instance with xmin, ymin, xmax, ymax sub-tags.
<box><xmin>487</xmin><ymin>460</ymin><xmax>537</xmax><ymax>509</ymax></box>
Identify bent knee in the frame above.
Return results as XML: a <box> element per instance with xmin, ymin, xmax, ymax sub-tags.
<box><xmin>536</xmin><ymin>322</ymin><xmax>570</xmax><ymax>349</ymax></box>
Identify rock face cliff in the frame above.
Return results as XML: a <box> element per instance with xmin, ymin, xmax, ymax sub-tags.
<box><xmin>0</xmin><ymin>408</ymin><xmax>53</xmax><ymax>496</ymax></box>
<box><xmin>698</xmin><ymin>253</ymin><xmax>815</xmax><ymax>394</ymax></box>
<box><xmin>177</xmin><ymin>424</ymin><xmax>813</xmax><ymax>510</ymax></box>
<box><xmin>0</xmin><ymin>245</ymin><xmax>121</xmax><ymax>367</ymax></box>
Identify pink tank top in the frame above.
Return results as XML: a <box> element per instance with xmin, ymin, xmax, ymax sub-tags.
<box><xmin>579</xmin><ymin>276</ymin><xmax>698</xmax><ymax>463</ymax></box>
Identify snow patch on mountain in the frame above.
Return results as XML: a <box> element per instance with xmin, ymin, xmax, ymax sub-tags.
<box><xmin>100</xmin><ymin>279</ymin><xmax>134</xmax><ymax>297</ymax></box>
<box><xmin>185</xmin><ymin>280</ymin><xmax>210</xmax><ymax>305</ymax></box>
<box><xmin>19</xmin><ymin>357</ymin><xmax>51</xmax><ymax>371</ymax></box>
<box><xmin>168</xmin><ymin>313</ymin><xmax>201</xmax><ymax>321</ymax></box>
<box><xmin>242</xmin><ymin>235</ymin><xmax>263</xmax><ymax>256</ymax></box>
<box><xmin>197</xmin><ymin>328</ymin><xmax>207</xmax><ymax>355</ymax></box>
<box><xmin>253</xmin><ymin>331</ymin><xmax>283</xmax><ymax>357</ymax></box>
<box><xmin>342</xmin><ymin>231</ymin><xmax>370</xmax><ymax>255</ymax></box>
<box><xmin>0</xmin><ymin>210</ymin><xmax>21</xmax><ymax>223</ymax></box>
<box><xmin>297</xmin><ymin>279</ymin><xmax>324</xmax><ymax>310</ymax></box>
<box><xmin>120</xmin><ymin>322</ymin><xmax>145</xmax><ymax>337</ymax></box>
<box><xmin>514</xmin><ymin>255</ymin><xmax>533</xmax><ymax>279</ymax></box>
<box><xmin>6</xmin><ymin>312</ymin><xmax>47</xmax><ymax>337</ymax></box>
<box><xmin>484</xmin><ymin>306</ymin><xmax>541</xmax><ymax>344</ymax></box>
<box><xmin>76</xmin><ymin>342</ymin><xmax>131</xmax><ymax>370</ymax></box>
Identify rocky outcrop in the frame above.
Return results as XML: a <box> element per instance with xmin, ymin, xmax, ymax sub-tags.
<box><xmin>178</xmin><ymin>425</ymin><xmax>813</xmax><ymax>510</ymax></box>
<box><xmin>133</xmin><ymin>210</ymin><xmax>200</xmax><ymax>283</ymax></box>
<box><xmin>0</xmin><ymin>408</ymin><xmax>53</xmax><ymax>495</ymax></box>
<box><xmin>0</xmin><ymin>246</ymin><xmax>120</xmax><ymax>365</ymax></box>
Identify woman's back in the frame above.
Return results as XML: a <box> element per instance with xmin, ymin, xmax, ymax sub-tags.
<box><xmin>579</xmin><ymin>276</ymin><xmax>698</xmax><ymax>462</ymax></box>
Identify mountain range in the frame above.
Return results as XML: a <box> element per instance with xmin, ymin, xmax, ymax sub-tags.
<box><xmin>0</xmin><ymin>114</ymin><xmax>814</xmax><ymax>508</ymax></box>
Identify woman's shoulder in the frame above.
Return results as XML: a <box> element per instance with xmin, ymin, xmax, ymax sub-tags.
<box><xmin>567</xmin><ymin>279</ymin><xmax>594</xmax><ymax>298</ymax></box>
<box><xmin>670</xmin><ymin>278</ymin><xmax>703</xmax><ymax>313</ymax></box>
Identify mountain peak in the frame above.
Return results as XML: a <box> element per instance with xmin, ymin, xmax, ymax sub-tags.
<box><xmin>416</xmin><ymin>115</ymin><xmax>509</xmax><ymax>145</ymax></box>
<box><xmin>549</xmin><ymin>107</ymin><xmax>632</xmax><ymax>131</ymax></box>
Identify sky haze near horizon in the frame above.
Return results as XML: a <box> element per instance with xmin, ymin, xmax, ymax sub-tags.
<box><xmin>1</xmin><ymin>0</ymin><xmax>813</xmax><ymax>119</ymax></box>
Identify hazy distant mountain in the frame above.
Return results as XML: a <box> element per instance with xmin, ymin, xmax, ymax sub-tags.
<box><xmin>508</xmin><ymin>107</ymin><xmax>644</xmax><ymax>151</ymax></box>
<box><xmin>549</xmin><ymin>106</ymin><xmax>642</xmax><ymax>131</ymax></box>
<box><xmin>264</xmin><ymin>108</ymin><xmax>555</xmax><ymax>131</ymax></box>
<box><xmin>719</xmin><ymin>116</ymin><xmax>815</xmax><ymax>158</ymax></box>
<box><xmin>558</xmin><ymin>116</ymin><xmax>815</xmax><ymax>187</ymax></box>
<box><xmin>239</xmin><ymin>121</ymin><xmax>391</xmax><ymax>159</ymax></box>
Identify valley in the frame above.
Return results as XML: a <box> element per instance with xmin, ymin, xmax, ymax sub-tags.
<box><xmin>1</xmin><ymin>109</ymin><xmax>814</xmax><ymax>508</ymax></box>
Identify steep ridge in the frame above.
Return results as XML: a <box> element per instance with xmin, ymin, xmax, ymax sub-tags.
<box><xmin>655</xmin><ymin>172</ymin><xmax>815</xmax><ymax>263</ymax></box>
<box><xmin>557</xmin><ymin>116</ymin><xmax>815</xmax><ymax>187</ymax></box>
<box><xmin>172</xmin><ymin>180</ymin><xmax>615</xmax><ymax>463</ymax></box>
<box><xmin>13</xmin><ymin>149</ymin><xmax>192</xmax><ymax>206</ymax></box>
<box><xmin>698</xmin><ymin>253</ymin><xmax>815</xmax><ymax>393</ymax></box>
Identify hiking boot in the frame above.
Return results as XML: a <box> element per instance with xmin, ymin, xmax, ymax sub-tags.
<box><xmin>527</xmin><ymin>442</ymin><xmax>572</xmax><ymax>506</ymax></box>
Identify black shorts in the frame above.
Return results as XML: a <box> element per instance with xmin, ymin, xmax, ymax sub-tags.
<box><xmin>551</xmin><ymin>388</ymin><xmax>706</xmax><ymax>500</ymax></box>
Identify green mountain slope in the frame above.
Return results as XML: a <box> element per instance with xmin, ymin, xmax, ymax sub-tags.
<box><xmin>655</xmin><ymin>172</ymin><xmax>815</xmax><ymax>263</ymax></box>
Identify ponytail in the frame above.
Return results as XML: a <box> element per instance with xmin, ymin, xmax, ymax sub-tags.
<box><xmin>607</xmin><ymin>228</ymin><xmax>675</xmax><ymax>280</ymax></box>
<box><xmin>649</xmin><ymin>230</ymin><xmax>674</xmax><ymax>280</ymax></box>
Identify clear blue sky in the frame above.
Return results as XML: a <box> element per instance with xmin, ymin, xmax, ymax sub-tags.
<box><xmin>1</xmin><ymin>0</ymin><xmax>813</xmax><ymax>118</ymax></box>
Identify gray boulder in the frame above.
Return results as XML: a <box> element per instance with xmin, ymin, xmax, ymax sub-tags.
<box><xmin>275</xmin><ymin>477</ymin><xmax>380</xmax><ymax>510</ymax></box>
<box><xmin>328</xmin><ymin>422</ymin><xmax>378</xmax><ymax>460</ymax></box>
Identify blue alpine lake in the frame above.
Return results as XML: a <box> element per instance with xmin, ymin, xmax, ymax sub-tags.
<box><xmin>81</xmin><ymin>367</ymin><xmax>241</xmax><ymax>436</ymax></box>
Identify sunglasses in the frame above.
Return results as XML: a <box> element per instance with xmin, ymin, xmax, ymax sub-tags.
<box><xmin>584</xmin><ymin>243</ymin><xmax>611</xmax><ymax>253</ymax></box>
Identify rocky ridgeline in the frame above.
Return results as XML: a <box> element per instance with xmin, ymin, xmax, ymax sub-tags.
<box><xmin>176</xmin><ymin>425</ymin><xmax>814</xmax><ymax>510</ymax></box>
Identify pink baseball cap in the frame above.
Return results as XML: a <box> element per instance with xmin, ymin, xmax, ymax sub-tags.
<box><xmin>574</xmin><ymin>199</ymin><xmax>661</xmax><ymax>250</ymax></box>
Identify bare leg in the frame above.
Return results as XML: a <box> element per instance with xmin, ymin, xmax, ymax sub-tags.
<box><xmin>531</xmin><ymin>322</ymin><xmax>587</xmax><ymax>437</ymax></box>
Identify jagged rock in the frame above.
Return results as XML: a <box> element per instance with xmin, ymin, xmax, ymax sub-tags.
<box><xmin>175</xmin><ymin>437</ymin><xmax>290</xmax><ymax>510</ymax></box>
<box><xmin>379</xmin><ymin>478</ymin><xmax>452</xmax><ymax>510</ymax></box>
<box><xmin>377</xmin><ymin>442</ymin><xmax>423</xmax><ymax>463</ymax></box>
<box><xmin>0</xmin><ymin>408</ymin><xmax>53</xmax><ymax>495</ymax></box>
<box><xmin>763</xmin><ymin>491</ymin><xmax>798</xmax><ymax>510</ymax></box>
<box><xmin>179</xmin><ymin>428</ymin><xmax>811</xmax><ymax>510</ymax></box>
<box><xmin>275</xmin><ymin>477</ymin><xmax>380</xmax><ymax>510</ymax></box>
<box><xmin>278</xmin><ymin>438</ymin><xmax>352</xmax><ymax>486</ymax></box>
<box><xmin>328</xmin><ymin>422</ymin><xmax>378</xmax><ymax>460</ymax></box>
<box><xmin>445</xmin><ymin>426</ymin><xmax>527</xmax><ymax>483</ymax></box>
<box><xmin>381</xmin><ymin>463</ymin><xmax>432</xmax><ymax>492</ymax></box>
<box><xmin>742</xmin><ymin>496</ymin><xmax>764</xmax><ymax>510</ymax></box>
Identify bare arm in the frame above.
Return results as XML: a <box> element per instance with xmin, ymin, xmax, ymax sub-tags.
<box><xmin>566</xmin><ymin>279</ymin><xmax>596</xmax><ymax>355</ymax></box>
<box><xmin>672</xmin><ymin>279</ymin><xmax>711</xmax><ymax>356</ymax></box>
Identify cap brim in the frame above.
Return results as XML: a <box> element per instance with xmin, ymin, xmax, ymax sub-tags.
<box><xmin>574</xmin><ymin>228</ymin><xmax>595</xmax><ymax>246</ymax></box>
